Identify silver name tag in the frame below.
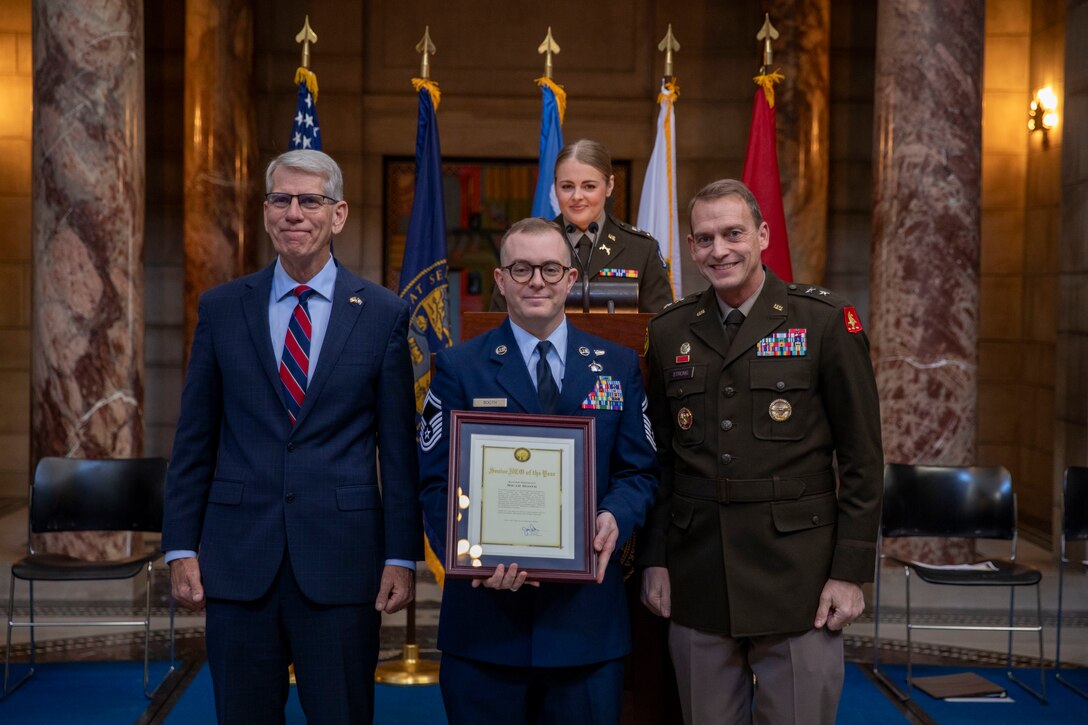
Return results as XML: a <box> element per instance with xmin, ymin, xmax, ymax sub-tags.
<box><xmin>472</xmin><ymin>397</ymin><xmax>508</xmax><ymax>408</ymax></box>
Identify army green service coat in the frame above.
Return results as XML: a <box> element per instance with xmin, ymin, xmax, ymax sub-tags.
<box><xmin>639</xmin><ymin>267</ymin><xmax>883</xmax><ymax>637</ymax></box>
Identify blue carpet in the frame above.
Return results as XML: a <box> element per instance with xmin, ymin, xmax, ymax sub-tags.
<box><xmin>0</xmin><ymin>661</ymin><xmax>174</xmax><ymax>724</ymax></box>
<box><xmin>879</xmin><ymin>663</ymin><xmax>1088</xmax><ymax>723</ymax></box>
<box><xmin>837</xmin><ymin>663</ymin><xmax>909</xmax><ymax>724</ymax></box>
<box><xmin>165</xmin><ymin>663</ymin><xmax>448</xmax><ymax>724</ymax></box>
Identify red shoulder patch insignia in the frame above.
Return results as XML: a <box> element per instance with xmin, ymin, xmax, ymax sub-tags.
<box><xmin>844</xmin><ymin>306</ymin><xmax>863</xmax><ymax>334</ymax></box>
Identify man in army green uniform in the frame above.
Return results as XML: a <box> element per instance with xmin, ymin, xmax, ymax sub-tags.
<box><xmin>638</xmin><ymin>179</ymin><xmax>882</xmax><ymax>724</ymax></box>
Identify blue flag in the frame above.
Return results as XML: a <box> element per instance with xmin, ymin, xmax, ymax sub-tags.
<box><xmin>399</xmin><ymin>81</ymin><xmax>451</xmax><ymax>433</ymax></box>
<box><xmin>400</xmin><ymin>80</ymin><xmax>451</xmax><ymax>585</ymax></box>
<box><xmin>531</xmin><ymin>78</ymin><xmax>566</xmax><ymax>218</ymax></box>
<box><xmin>289</xmin><ymin>68</ymin><xmax>322</xmax><ymax>150</ymax></box>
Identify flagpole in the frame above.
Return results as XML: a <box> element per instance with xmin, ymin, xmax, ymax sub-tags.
<box><xmin>375</xmin><ymin>28</ymin><xmax>444</xmax><ymax>686</ymax></box>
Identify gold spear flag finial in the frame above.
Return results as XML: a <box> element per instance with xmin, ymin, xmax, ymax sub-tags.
<box><xmin>296</xmin><ymin>15</ymin><xmax>318</xmax><ymax>69</ymax></box>
<box><xmin>538</xmin><ymin>27</ymin><xmax>561</xmax><ymax>80</ymax></box>
<box><xmin>658</xmin><ymin>24</ymin><xmax>681</xmax><ymax>78</ymax></box>
<box><xmin>756</xmin><ymin>13</ymin><xmax>778</xmax><ymax>69</ymax></box>
<box><xmin>416</xmin><ymin>26</ymin><xmax>436</xmax><ymax>80</ymax></box>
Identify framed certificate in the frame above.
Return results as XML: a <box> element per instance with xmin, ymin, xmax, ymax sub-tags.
<box><xmin>445</xmin><ymin>410</ymin><xmax>597</xmax><ymax>582</ymax></box>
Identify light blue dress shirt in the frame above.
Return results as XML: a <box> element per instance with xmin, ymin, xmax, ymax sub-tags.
<box><xmin>166</xmin><ymin>255</ymin><xmax>414</xmax><ymax>571</ymax></box>
<box><xmin>509</xmin><ymin>317</ymin><xmax>568</xmax><ymax>393</ymax></box>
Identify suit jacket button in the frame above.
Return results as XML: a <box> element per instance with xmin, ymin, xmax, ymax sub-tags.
<box><xmin>776</xmin><ymin>381</ymin><xmax>786</xmax><ymax>391</ymax></box>
<box><xmin>287</xmin><ymin>442</ymin><xmax>296</xmax><ymax>452</ymax></box>
<box><xmin>723</xmin><ymin>387</ymin><xmax>736</xmax><ymax>397</ymax></box>
<box><xmin>720</xmin><ymin>419</ymin><xmax>733</xmax><ymax>431</ymax></box>
<box><xmin>720</xmin><ymin>453</ymin><xmax>732</xmax><ymax>464</ymax></box>
<box><xmin>811</xmin><ymin>514</ymin><xmax>820</xmax><ymax>525</ymax></box>
<box><xmin>286</xmin><ymin>492</ymin><xmax>295</xmax><ymax>503</ymax></box>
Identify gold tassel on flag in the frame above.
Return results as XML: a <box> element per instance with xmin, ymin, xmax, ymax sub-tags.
<box><xmin>535</xmin><ymin>76</ymin><xmax>567</xmax><ymax>123</ymax></box>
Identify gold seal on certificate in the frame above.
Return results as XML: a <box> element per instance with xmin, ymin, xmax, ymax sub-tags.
<box><xmin>446</xmin><ymin>411</ymin><xmax>597</xmax><ymax>582</ymax></box>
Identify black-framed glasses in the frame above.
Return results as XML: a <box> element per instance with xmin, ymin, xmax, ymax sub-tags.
<box><xmin>502</xmin><ymin>261</ymin><xmax>571</xmax><ymax>284</ymax></box>
<box><xmin>265</xmin><ymin>192</ymin><xmax>339</xmax><ymax>211</ymax></box>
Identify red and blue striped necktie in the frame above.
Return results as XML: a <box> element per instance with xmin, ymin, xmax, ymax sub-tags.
<box><xmin>279</xmin><ymin>285</ymin><xmax>317</xmax><ymax>425</ymax></box>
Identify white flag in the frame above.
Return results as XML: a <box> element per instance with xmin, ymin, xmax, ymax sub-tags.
<box><xmin>637</xmin><ymin>81</ymin><xmax>682</xmax><ymax>298</ymax></box>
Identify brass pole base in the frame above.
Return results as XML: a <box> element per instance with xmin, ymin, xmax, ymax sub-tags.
<box><xmin>374</xmin><ymin>644</ymin><xmax>440</xmax><ymax>685</ymax></box>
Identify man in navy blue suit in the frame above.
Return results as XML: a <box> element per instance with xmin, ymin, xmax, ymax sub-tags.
<box><xmin>162</xmin><ymin>150</ymin><xmax>422</xmax><ymax>724</ymax></box>
<box><xmin>419</xmin><ymin>217</ymin><xmax>659</xmax><ymax>724</ymax></box>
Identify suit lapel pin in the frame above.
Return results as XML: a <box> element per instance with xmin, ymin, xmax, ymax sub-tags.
<box><xmin>349</xmin><ymin>296</ymin><xmax>362</xmax><ymax>306</ymax></box>
<box><xmin>578</xmin><ymin>346</ymin><xmax>590</xmax><ymax>356</ymax></box>
<box><xmin>593</xmin><ymin>349</ymin><xmax>605</xmax><ymax>356</ymax></box>
<box><xmin>680</xmin><ymin>342</ymin><xmax>691</xmax><ymax>355</ymax></box>
<box><xmin>599</xmin><ymin>244</ymin><xmax>611</xmax><ymax>255</ymax></box>
<box><xmin>608</xmin><ymin>233</ymin><xmax>617</xmax><ymax>242</ymax></box>
<box><xmin>696</xmin><ymin>309</ymin><xmax>706</xmax><ymax>317</ymax></box>
<box><xmin>773</xmin><ymin>303</ymin><xmax>783</xmax><ymax>311</ymax></box>
<box><xmin>589</xmin><ymin>361</ymin><xmax>603</xmax><ymax>372</ymax></box>
<box><xmin>495</xmin><ymin>344</ymin><xmax>508</xmax><ymax>355</ymax></box>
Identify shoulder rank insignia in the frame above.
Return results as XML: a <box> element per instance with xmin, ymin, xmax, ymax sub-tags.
<box><xmin>844</xmin><ymin>306</ymin><xmax>863</xmax><ymax>333</ymax></box>
<box><xmin>757</xmin><ymin>329</ymin><xmax>807</xmax><ymax>356</ymax></box>
<box><xmin>581</xmin><ymin>376</ymin><xmax>624</xmax><ymax>411</ymax></box>
<box><xmin>418</xmin><ymin>390</ymin><xmax>443</xmax><ymax>452</ymax></box>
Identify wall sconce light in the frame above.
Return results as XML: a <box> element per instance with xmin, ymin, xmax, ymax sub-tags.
<box><xmin>1028</xmin><ymin>86</ymin><xmax>1058</xmax><ymax>135</ymax></box>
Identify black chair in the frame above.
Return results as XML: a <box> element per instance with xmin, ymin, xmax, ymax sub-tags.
<box><xmin>3</xmin><ymin>457</ymin><xmax>175</xmax><ymax>699</ymax></box>
<box><xmin>871</xmin><ymin>463</ymin><xmax>1046</xmax><ymax>702</ymax></box>
<box><xmin>1056</xmin><ymin>465</ymin><xmax>1088</xmax><ymax>699</ymax></box>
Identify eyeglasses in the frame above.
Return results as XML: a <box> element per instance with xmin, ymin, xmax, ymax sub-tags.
<box><xmin>265</xmin><ymin>193</ymin><xmax>339</xmax><ymax>211</ymax></box>
<box><xmin>502</xmin><ymin>261</ymin><xmax>570</xmax><ymax>284</ymax></box>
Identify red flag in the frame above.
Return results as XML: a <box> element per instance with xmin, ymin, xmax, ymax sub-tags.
<box><xmin>741</xmin><ymin>73</ymin><xmax>793</xmax><ymax>282</ymax></box>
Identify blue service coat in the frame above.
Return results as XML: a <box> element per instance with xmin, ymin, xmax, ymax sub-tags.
<box><xmin>162</xmin><ymin>262</ymin><xmax>423</xmax><ymax>605</ymax></box>
<box><xmin>419</xmin><ymin>319</ymin><xmax>659</xmax><ymax>667</ymax></box>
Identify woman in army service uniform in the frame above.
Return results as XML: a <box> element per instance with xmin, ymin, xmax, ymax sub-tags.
<box><xmin>492</xmin><ymin>139</ymin><xmax>674</xmax><ymax>313</ymax></box>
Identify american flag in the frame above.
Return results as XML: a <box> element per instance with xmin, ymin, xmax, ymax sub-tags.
<box><xmin>289</xmin><ymin>68</ymin><xmax>322</xmax><ymax>150</ymax></box>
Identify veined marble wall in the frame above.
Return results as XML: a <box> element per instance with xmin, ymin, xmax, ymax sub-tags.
<box><xmin>31</xmin><ymin>0</ymin><xmax>145</xmax><ymax>557</ymax></box>
<box><xmin>870</xmin><ymin>0</ymin><xmax>984</xmax><ymax>562</ymax></box>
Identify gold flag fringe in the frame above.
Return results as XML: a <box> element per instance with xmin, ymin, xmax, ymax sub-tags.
<box><xmin>411</xmin><ymin>78</ymin><xmax>442</xmax><ymax>111</ymax></box>
<box><xmin>294</xmin><ymin>67</ymin><xmax>319</xmax><ymax>103</ymax></box>
<box><xmin>752</xmin><ymin>70</ymin><xmax>784</xmax><ymax>108</ymax></box>
<box><xmin>535</xmin><ymin>76</ymin><xmax>567</xmax><ymax>124</ymax></box>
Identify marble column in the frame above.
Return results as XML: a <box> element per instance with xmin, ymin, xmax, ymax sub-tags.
<box><xmin>31</xmin><ymin>0</ymin><xmax>145</xmax><ymax>557</ymax></box>
<box><xmin>764</xmin><ymin>0</ymin><xmax>830</xmax><ymax>286</ymax></box>
<box><xmin>183</xmin><ymin>0</ymin><xmax>257</xmax><ymax>352</ymax></box>
<box><xmin>870</xmin><ymin>0</ymin><xmax>984</xmax><ymax>562</ymax></box>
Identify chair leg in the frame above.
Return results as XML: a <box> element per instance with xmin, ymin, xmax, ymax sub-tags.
<box><xmin>1005</xmin><ymin>584</ymin><xmax>1047</xmax><ymax>703</ymax></box>
<box><xmin>2</xmin><ymin>576</ymin><xmax>34</xmax><ymax>699</ymax></box>
<box><xmin>142</xmin><ymin>561</ymin><xmax>152</xmax><ymax>697</ymax></box>
<box><xmin>904</xmin><ymin>567</ymin><xmax>915</xmax><ymax>699</ymax></box>
<box><xmin>871</xmin><ymin>557</ymin><xmax>908</xmax><ymax>700</ymax></box>
<box><xmin>144</xmin><ymin>562</ymin><xmax>177</xmax><ymax>699</ymax></box>
<box><xmin>1053</xmin><ymin>556</ymin><xmax>1088</xmax><ymax>698</ymax></box>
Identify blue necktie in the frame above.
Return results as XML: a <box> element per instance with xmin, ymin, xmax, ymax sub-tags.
<box><xmin>536</xmin><ymin>340</ymin><xmax>559</xmax><ymax>413</ymax></box>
